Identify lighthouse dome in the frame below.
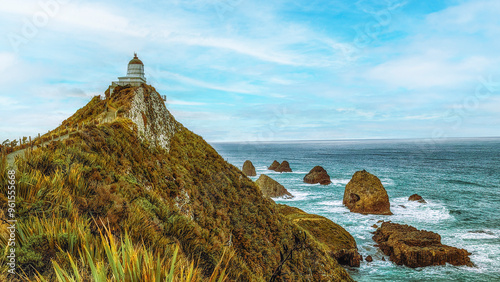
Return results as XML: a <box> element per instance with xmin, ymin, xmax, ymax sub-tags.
<box><xmin>127</xmin><ymin>53</ymin><xmax>145</xmax><ymax>79</ymax></box>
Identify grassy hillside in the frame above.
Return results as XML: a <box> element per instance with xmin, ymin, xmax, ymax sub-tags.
<box><xmin>0</xmin><ymin>85</ymin><xmax>355</xmax><ymax>281</ymax></box>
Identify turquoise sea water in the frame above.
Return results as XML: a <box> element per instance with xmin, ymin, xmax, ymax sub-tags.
<box><xmin>212</xmin><ymin>138</ymin><xmax>500</xmax><ymax>282</ymax></box>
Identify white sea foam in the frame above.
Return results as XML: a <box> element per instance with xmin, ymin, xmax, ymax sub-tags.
<box><xmin>459</xmin><ymin>230</ymin><xmax>499</xmax><ymax>240</ymax></box>
<box><xmin>330</xmin><ymin>178</ymin><xmax>351</xmax><ymax>186</ymax></box>
<box><xmin>380</xmin><ymin>178</ymin><xmax>395</xmax><ymax>186</ymax></box>
<box><xmin>390</xmin><ymin>197</ymin><xmax>454</xmax><ymax>223</ymax></box>
<box><xmin>275</xmin><ymin>190</ymin><xmax>312</xmax><ymax>202</ymax></box>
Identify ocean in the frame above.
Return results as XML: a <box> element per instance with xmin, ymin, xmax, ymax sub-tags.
<box><xmin>211</xmin><ymin>138</ymin><xmax>500</xmax><ymax>282</ymax></box>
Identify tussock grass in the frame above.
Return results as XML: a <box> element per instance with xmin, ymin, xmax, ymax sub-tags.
<box><xmin>0</xmin><ymin>86</ymin><xmax>354</xmax><ymax>281</ymax></box>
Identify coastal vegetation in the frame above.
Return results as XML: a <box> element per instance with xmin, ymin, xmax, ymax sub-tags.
<box><xmin>0</xmin><ymin>85</ymin><xmax>355</xmax><ymax>281</ymax></box>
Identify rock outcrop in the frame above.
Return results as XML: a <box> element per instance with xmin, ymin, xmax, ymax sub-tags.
<box><xmin>125</xmin><ymin>85</ymin><xmax>180</xmax><ymax>152</ymax></box>
<box><xmin>255</xmin><ymin>174</ymin><xmax>293</xmax><ymax>199</ymax></box>
<box><xmin>242</xmin><ymin>160</ymin><xmax>256</xmax><ymax>176</ymax></box>
<box><xmin>304</xmin><ymin>166</ymin><xmax>331</xmax><ymax>185</ymax></box>
<box><xmin>373</xmin><ymin>222</ymin><xmax>473</xmax><ymax>268</ymax></box>
<box><xmin>365</xmin><ymin>255</ymin><xmax>373</xmax><ymax>262</ymax></box>
<box><xmin>275</xmin><ymin>160</ymin><xmax>292</xmax><ymax>173</ymax></box>
<box><xmin>278</xmin><ymin>205</ymin><xmax>362</xmax><ymax>267</ymax></box>
<box><xmin>268</xmin><ymin>160</ymin><xmax>280</xmax><ymax>170</ymax></box>
<box><xmin>408</xmin><ymin>194</ymin><xmax>426</xmax><ymax>203</ymax></box>
<box><xmin>343</xmin><ymin>170</ymin><xmax>392</xmax><ymax>215</ymax></box>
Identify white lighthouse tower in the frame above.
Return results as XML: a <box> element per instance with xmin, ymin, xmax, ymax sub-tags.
<box><xmin>109</xmin><ymin>53</ymin><xmax>147</xmax><ymax>96</ymax></box>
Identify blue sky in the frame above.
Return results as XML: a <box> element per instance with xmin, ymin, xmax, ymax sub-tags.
<box><xmin>1</xmin><ymin>0</ymin><xmax>499</xmax><ymax>142</ymax></box>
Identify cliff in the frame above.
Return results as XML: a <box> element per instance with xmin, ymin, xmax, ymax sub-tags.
<box><xmin>0</xmin><ymin>84</ymin><xmax>355</xmax><ymax>281</ymax></box>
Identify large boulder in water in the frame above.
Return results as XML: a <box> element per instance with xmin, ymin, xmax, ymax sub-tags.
<box><xmin>278</xmin><ymin>205</ymin><xmax>362</xmax><ymax>267</ymax></box>
<box><xmin>408</xmin><ymin>194</ymin><xmax>426</xmax><ymax>203</ymax></box>
<box><xmin>275</xmin><ymin>160</ymin><xmax>292</xmax><ymax>173</ymax></box>
<box><xmin>373</xmin><ymin>222</ymin><xmax>473</xmax><ymax>268</ymax></box>
<box><xmin>255</xmin><ymin>174</ymin><xmax>293</xmax><ymax>199</ymax></box>
<box><xmin>343</xmin><ymin>170</ymin><xmax>392</xmax><ymax>215</ymax></box>
<box><xmin>242</xmin><ymin>160</ymin><xmax>256</xmax><ymax>176</ymax></box>
<box><xmin>268</xmin><ymin>160</ymin><xmax>280</xmax><ymax>170</ymax></box>
<box><xmin>304</xmin><ymin>166</ymin><xmax>331</xmax><ymax>185</ymax></box>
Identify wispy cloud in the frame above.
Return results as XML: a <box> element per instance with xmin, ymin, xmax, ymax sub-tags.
<box><xmin>0</xmin><ymin>0</ymin><xmax>499</xmax><ymax>142</ymax></box>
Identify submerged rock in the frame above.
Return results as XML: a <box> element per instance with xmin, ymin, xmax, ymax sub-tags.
<box><xmin>255</xmin><ymin>174</ymin><xmax>293</xmax><ymax>199</ymax></box>
<box><xmin>373</xmin><ymin>222</ymin><xmax>474</xmax><ymax>268</ymax></box>
<box><xmin>268</xmin><ymin>160</ymin><xmax>280</xmax><ymax>170</ymax></box>
<box><xmin>303</xmin><ymin>166</ymin><xmax>332</xmax><ymax>185</ymax></box>
<box><xmin>343</xmin><ymin>170</ymin><xmax>392</xmax><ymax>215</ymax></box>
<box><xmin>242</xmin><ymin>160</ymin><xmax>256</xmax><ymax>176</ymax></box>
<box><xmin>275</xmin><ymin>160</ymin><xmax>292</xmax><ymax>173</ymax></box>
<box><xmin>408</xmin><ymin>194</ymin><xmax>426</xmax><ymax>203</ymax></box>
<box><xmin>278</xmin><ymin>205</ymin><xmax>362</xmax><ymax>267</ymax></box>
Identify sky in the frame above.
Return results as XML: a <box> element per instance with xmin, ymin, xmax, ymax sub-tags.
<box><xmin>1</xmin><ymin>0</ymin><xmax>499</xmax><ymax>142</ymax></box>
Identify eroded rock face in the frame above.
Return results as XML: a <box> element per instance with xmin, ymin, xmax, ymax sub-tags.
<box><xmin>277</xmin><ymin>205</ymin><xmax>362</xmax><ymax>267</ymax></box>
<box><xmin>126</xmin><ymin>86</ymin><xmax>180</xmax><ymax>152</ymax></box>
<box><xmin>255</xmin><ymin>174</ymin><xmax>293</xmax><ymax>199</ymax></box>
<box><xmin>242</xmin><ymin>160</ymin><xmax>256</xmax><ymax>176</ymax></box>
<box><xmin>304</xmin><ymin>166</ymin><xmax>331</xmax><ymax>185</ymax></box>
<box><xmin>343</xmin><ymin>170</ymin><xmax>392</xmax><ymax>215</ymax></box>
<box><xmin>275</xmin><ymin>160</ymin><xmax>292</xmax><ymax>173</ymax></box>
<box><xmin>268</xmin><ymin>160</ymin><xmax>280</xmax><ymax>170</ymax></box>
<box><xmin>408</xmin><ymin>194</ymin><xmax>426</xmax><ymax>203</ymax></box>
<box><xmin>373</xmin><ymin>222</ymin><xmax>474</xmax><ymax>268</ymax></box>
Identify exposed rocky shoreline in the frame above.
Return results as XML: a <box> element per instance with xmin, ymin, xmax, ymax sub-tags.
<box><xmin>372</xmin><ymin>222</ymin><xmax>473</xmax><ymax>268</ymax></box>
<box><xmin>243</xmin><ymin>161</ymin><xmax>474</xmax><ymax>273</ymax></box>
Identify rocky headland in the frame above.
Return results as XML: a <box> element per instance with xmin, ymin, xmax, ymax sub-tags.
<box><xmin>278</xmin><ymin>205</ymin><xmax>362</xmax><ymax>267</ymax></box>
<box><xmin>0</xmin><ymin>84</ymin><xmax>356</xmax><ymax>281</ymax></box>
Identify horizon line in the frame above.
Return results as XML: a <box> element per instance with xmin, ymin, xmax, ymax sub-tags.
<box><xmin>208</xmin><ymin>136</ymin><xmax>500</xmax><ymax>144</ymax></box>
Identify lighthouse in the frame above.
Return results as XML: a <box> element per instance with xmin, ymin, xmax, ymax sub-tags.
<box><xmin>109</xmin><ymin>53</ymin><xmax>147</xmax><ymax>96</ymax></box>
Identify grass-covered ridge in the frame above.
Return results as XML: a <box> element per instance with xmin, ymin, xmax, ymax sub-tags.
<box><xmin>0</xmin><ymin>86</ymin><xmax>354</xmax><ymax>281</ymax></box>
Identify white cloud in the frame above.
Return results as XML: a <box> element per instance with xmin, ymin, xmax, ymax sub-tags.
<box><xmin>367</xmin><ymin>55</ymin><xmax>491</xmax><ymax>89</ymax></box>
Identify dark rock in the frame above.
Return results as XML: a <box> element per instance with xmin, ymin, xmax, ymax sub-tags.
<box><xmin>365</xmin><ymin>255</ymin><xmax>373</xmax><ymax>262</ymax></box>
<box><xmin>372</xmin><ymin>224</ymin><xmax>378</xmax><ymax>228</ymax></box>
<box><xmin>303</xmin><ymin>166</ymin><xmax>331</xmax><ymax>185</ymax></box>
<box><xmin>377</xmin><ymin>220</ymin><xmax>384</xmax><ymax>223</ymax></box>
<box><xmin>399</xmin><ymin>205</ymin><xmax>406</xmax><ymax>208</ymax></box>
<box><xmin>275</xmin><ymin>160</ymin><xmax>292</xmax><ymax>173</ymax></box>
<box><xmin>268</xmin><ymin>160</ymin><xmax>280</xmax><ymax>170</ymax></box>
<box><xmin>255</xmin><ymin>174</ymin><xmax>293</xmax><ymax>199</ymax></box>
<box><xmin>343</xmin><ymin>170</ymin><xmax>392</xmax><ymax>215</ymax></box>
<box><xmin>408</xmin><ymin>194</ymin><xmax>426</xmax><ymax>203</ymax></box>
<box><xmin>372</xmin><ymin>222</ymin><xmax>474</xmax><ymax>268</ymax></box>
<box><xmin>242</xmin><ymin>160</ymin><xmax>256</xmax><ymax>176</ymax></box>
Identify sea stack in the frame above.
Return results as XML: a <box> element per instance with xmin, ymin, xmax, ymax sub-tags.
<box><xmin>268</xmin><ymin>160</ymin><xmax>280</xmax><ymax>170</ymax></box>
<box><xmin>343</xmin><ymin>170</ymin><xmax>392</xmax><ymax>215</ymax></box>
<box><xmin>275</xmin><ymin>160</ymin><xmax>292</xmax><ymax>173</ymax></box>
<box><xmin>373</xmin><ymin>222</ymin><xmax>473</xmax><ymax>268</ymax></box>
<box><xmin>242</xmin><ymin>160</ymin><xmax>256</xmax><ymax>176</ymax></box>
<box><xmin>304</xmin><ymin>166</ymin><xmax>331</xmax><ymax>185</ymax></box>
<box><xmin>408</xmin><ymin>194</ymin><xmax>426</xmax><ymax>203</ymax></box>
<box><xmin>255</xmin><ymin>174</ymin><xmax>293</xmax><ymax>198</ymax></box>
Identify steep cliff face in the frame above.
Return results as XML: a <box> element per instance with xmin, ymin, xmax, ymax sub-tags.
<box><xmin>0</xmin><ymin>85</ymin><xmax>356</xmax><ymax>281</ymax></box>
<box><xmin>125</xmin><ymin>86</ymin><xmax>180</xmax><ymax>151</ymax></box>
